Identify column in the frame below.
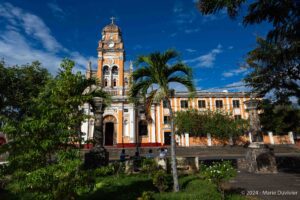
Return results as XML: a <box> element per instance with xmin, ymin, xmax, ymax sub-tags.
<box><xmin>288</xmin><ymin>131</ymin><xmax>295</xmax><ymax>144</ymax></box>
<box><xmin>268</xmin><ymin>131</ymin><xmax>274</xmax><ymax>144</ymax></box>
<box><xmin>157</xmin><ymin>105</ymin><xmax>161</xmax><ymax>143</ymax></box>
<box><xmin>229</xmin><ymin>135</ymin><xmax>233</xmax><ymax>145</ymax></box>
<box><xmin>248</xmin><ymin>132</ymin><xmax>253</xmax><ymax>143</ymax></box>
<box><xmin>185</xmin><ymin>133</ymin><xmax>189</xmax><ymax>147</ymax></box>
<box><xmin>129</xmin><ymin>105</ymin><xmax>136</xmax><ymax>143</ymax></box>
<box><xmin>151</xmin><ymin>105</ymin><xmax>156</xmax><ymax>143</ymax></box>
<box><xmin>207</xmin><ymin>133</ymin><xmax>212</xmax><ymax>146</ymax></box>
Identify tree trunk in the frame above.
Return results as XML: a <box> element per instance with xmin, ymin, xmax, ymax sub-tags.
<box><xmin>166</xmin><ymin>98</ymin><xmax>179</xmax><ymax>192</ymax></box>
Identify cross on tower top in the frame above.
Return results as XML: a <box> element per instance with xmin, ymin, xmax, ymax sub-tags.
<box><xmin>110</xmin><ymin>16</ymin><xmax>115</xmax><ymax>24</ymax></box>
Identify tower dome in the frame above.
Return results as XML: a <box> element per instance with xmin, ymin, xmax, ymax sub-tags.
<box><xmin>102</xmin><ymin>17</ymin><xmax>121</xmax><ymax>33</ymax></box>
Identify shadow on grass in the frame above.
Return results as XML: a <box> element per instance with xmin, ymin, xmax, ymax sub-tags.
<box><xmin>83</xmin><ymin>176</ymin><xmax>156</xmax><ymax>200</ymax></box>
<box><xmin>179</xmin><ymin>175</ymin><xmax>199</xmax><ymax>190</ymax></box>
<box><xmin>0</xmin><ymin>189</ymin><xmax>19</xmax><ymax>200</ymax></box>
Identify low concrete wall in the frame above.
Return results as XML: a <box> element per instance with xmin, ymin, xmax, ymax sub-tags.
<box><xmin>188</xmin><ymin>133</ymin><xmax>294</xmax><ymax>147</ymax></box>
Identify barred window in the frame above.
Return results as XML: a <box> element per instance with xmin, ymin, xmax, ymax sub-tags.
<box><xmin>233</xmin><ymin>100</ymin><xmax>240</xmax><ymax>108</ymax></box>
<box><xmin>234</xmin><ymin>115</ymin><xmax>242</xmax><ymax>120</ymax></box>
<box><xmin>138</xmin><ymin>120</ymin><xmax>148</xmax><ymax>136</ymax></box>
<box><xmin>198</xmin><ymin>100</ymin><xmax>206</xmax><ymax>108</ymax></box>
<box><xmin>164</xmin><ymin>116</ymin><xmax>170</xmax><ymax>124</ymax></box>
<box><xmin>180</xmin><ymin>100</ymin><xmax>188</xmax><ymax>108</ymax></box>
<box><xmin>215</xmin><ymin>100</ymin><xmax>223</xmax><ymax>108</ymax></box>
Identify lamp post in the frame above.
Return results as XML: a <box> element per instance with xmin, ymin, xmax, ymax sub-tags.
<box><xmin>84</xmin><ymin>97</ymin><xmax>108</xmax><ymax>168</ymax></box>
<box><xmin>244</xmin><ymin>97</ymin><xmax>277</xmax><ymax>173</ymax></box>
<box><xmin>93</xmin><ymin>97</ymin><xmax>104</xmax><ymax>149</ymax></box>
<box><xmin>244</xmin><ymin>98</ymin><xmax>262</xmax><ymax>144</ymax></box>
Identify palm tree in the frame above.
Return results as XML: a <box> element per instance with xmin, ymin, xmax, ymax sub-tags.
<box><xmin>129</xmin><ymin>49</ymin><xmax>195</xmax><ymax>192</ymax></box>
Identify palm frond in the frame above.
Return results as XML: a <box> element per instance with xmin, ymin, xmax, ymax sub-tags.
<box><xmin>132</xmin><ymin>67</ymin><xmax>152</xmax><ymax>81</ymax></box>
<box><xmin>129</xmin><ymin>79</ymin><xmax>154</xmax><ymax>104</ymax></box>
<box><xmin>161</xmin><ymin>49</ymin><xmax>179</xmax><ymax>64</ymax></box>
<box><xmin>167</xmin><ymin>63</ymin><xmax>192</xmax><ymax>77</ymax></box>
<box><xmin>168</xmin><ymin>76</ymin><xmax>196</xmax><ymax>96</ymax></box>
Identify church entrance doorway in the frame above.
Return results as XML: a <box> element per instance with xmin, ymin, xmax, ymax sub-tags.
<box><xmin>103</xmin><ymin>115</ymin><xmax>117</xmax><ymax>146</ymax></box>
<box><xmin>164</xmin><ymin>132</ymin><xmax>171</xmax><ymax>145</ymax></box>
<box><xmin>105</xmin><ymin>122</ymin><xmax>114</xmax><ymax>145</ymax></box>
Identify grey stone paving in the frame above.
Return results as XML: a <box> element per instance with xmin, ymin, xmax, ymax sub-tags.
<box><xmin>230</xmin><ymin>170</ymin><xmax>300</xmax><ymax>200</ymax></box>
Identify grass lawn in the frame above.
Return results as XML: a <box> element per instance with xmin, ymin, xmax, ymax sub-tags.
<box><xmin>81</xmin><ymin>174</ymin><xmax>248</xmax><ymax>200</ymax></box>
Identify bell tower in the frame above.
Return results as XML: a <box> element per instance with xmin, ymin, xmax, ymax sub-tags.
<box><xmin>97</xmin><ymin>17</ymin><xmax>125</xmax><ymax>95</ymax></box>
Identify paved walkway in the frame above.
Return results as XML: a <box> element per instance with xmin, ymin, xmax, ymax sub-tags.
<box><xmin>230</xmin><ymin>170</ymin><xmax>300</xmax><ymax>200</ymax></box>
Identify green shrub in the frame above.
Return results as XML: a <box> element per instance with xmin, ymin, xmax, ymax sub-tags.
<box><xmin>94</xmin><ymin>165</ymin><xmax>115</xmax><ymax>177</ymax></box>
<box><xmin>201</xmin><ymin>161</ymin><xmax>237</xmax><ymax>199</ymax></box>
<box><xmin>138</xmin><ymin>191</ymin><xmax>155</xmax><ymax>200</ymax></box>
<box><xmin>154</xmin><ymin>179</ymin><xmax>222</xmax><ymax>200</ymax></box>
<box><xmin>6</xmin><ymin>158</ymin><xmax>93</xmax><ymax>200</ymax></box>
<box><xmin>141</xmin><ymin>158</ymin><xmax>157</xmax><ymax>176</ymax></box>
<box><xmin>152</xmin><ymin>170</ymin><xmax>171</xmax><ymax>192</ymax></box>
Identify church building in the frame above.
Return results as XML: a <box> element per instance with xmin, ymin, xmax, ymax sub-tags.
<box><xmin>81</xmin><ymin>19</ymin><xmax>252</xmax><ymax>147</ymax></box>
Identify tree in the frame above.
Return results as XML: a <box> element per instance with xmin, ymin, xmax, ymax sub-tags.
<box><xmin>0</xmin><ymin>60</ymin><xmax>51</xmax><ymax>122</ymax></box>
<box><xmin>259</xmin><ymin>99</ymin><xmax>300</xmax><ymax>135</ymax></box>
<box><xmin>174</xmin><ymin>109</ymin><xmax>248</xmax><ymax>141</ymax></box>
<box><xmin>0</xmin><ymin>59</ymin><xmax>108</xmax><ymax>199</ymax></box>
<box><xmin>129</xmin><ymin>50</ymin><xmax>195</xmax><ymax>192</ymax></box>
<box><xmin>197</xmin><ymin>0</ymin><xmax>300</xmax><ymax>104</ymax></box>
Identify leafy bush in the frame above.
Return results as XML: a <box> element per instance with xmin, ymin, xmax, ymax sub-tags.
<box><xmin>201</xmin><ymin>161</ymin><xmax>237</xmax><ymax>199</ymax></box>
<box><xmin>174</xmin><ymin>110</ymin><xmax>248</xmax><ymax>139</ymax></box>
<box><xmin>94</xmin><ymin>165</ymin><xmax>115</xmax><ymax>177</ymax></box>
<box><xmin>141</xmin><ymin>158</ymin><xmax>157</xmax><ymax>176</ymax></box>
<box><xmin>137</xmin><ymin>191</ymin><xmax>155</xmax><ymax>200</ymax></box>
<box><xmin>152</xmin><ymin>170</ymin><xmax>172</xmax><ymax>192</ymax></box>
<box><xmin>6</xmin><ymin>157</ymin><xmax>93</xmax><ymax>200</ymax></box>
<box><xmin>154</xmin><ymin>178</ymin><xmax>222</xmax><ymax>200</ymax></box>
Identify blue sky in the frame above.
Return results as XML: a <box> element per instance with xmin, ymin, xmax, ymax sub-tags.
<box><xmin>0</xmin><ymin>0</ymin><xmax>271</xmax><ymax>91</ymax></box>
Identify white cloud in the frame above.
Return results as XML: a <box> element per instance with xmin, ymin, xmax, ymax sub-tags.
<box><xmin>173</xmin><ymin>2</ymin><xmax>183</xmax><ymax>13</ymax></box>
<box><xmin>228</xmin><ymin>46</ymin><xmax>234</xmax><ymax>50</ymax></box>
<box><xmin>184</xmin><ymin>28</ymin><xmax>200</xmax><ymax>34</ymax></box>
<box><xmin>169</xmin><ymin>82</ymin><xmax>201</xmax><ymax>92</ymax></box>
<box><xmin>133</xmin><ymin>44</ymin><xmax>142</xmax><ymax>50</ymax></box>
<box><xmin>225</xmin><ymin>81</ymin><xmax>251</xmax><ymax>92</ymax></box>
<box><xmin>173</xmin><ymin>2</ymin><xmax>197</xmax><ymax>25</ymax></box>
<box><xmin>185</xmin><ymin>48</ymin><xmax>197</xmax><ymax>53</ymax></box>
<box><xmin>222</xmin><ymin>67</ymin><xmax>248</xmax><ymax>78</ymax></box>
<box><xmin>170</xmin><ymin>32</ymin><xmax>177</xmax><ymax>37</ymax></box>
<box><xmin>0</xmin><ymin>3</ymin><xmax>62</xmax><ymax>52</ymax></box>
<box><xmin>0</xmin><ymin>3</ymin><xmax>95</xmax><ymax>74</ymax></box>
<box><xmin>185</xmin><ymin>44</ymin><xmax>222</xmax><ymax>68</ymax></box>
<box><xmin>47</xmin><ymin>2</ymin><xmax>66</xmax><ymax>19</ymax></box>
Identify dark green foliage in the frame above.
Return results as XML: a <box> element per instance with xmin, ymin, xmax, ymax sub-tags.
<box><xmin>201</xmin><ymin>161</ymin><xmax>237</xmax><ymax>200</ymax></box>
<box><xmin>141</xmin><ymin>158</ymin><xmax>158</xmax><ymax>176</ymax></box>
<box><xmin>259</xmin><ymin>99</ymin><xmax>300</xmax><ymax>134</ymax></box>
<box><xmin>154</xmin><ymin>177</ymin><xmax>222</xmax><ymax>200</ymax></box>
<box><xmin>80</xmin><ymin>174</ymin><xmax>244</xmax><ymax>200</ymax></box>
<box><xmin>152</xmin><ymin>170</ymin><xmax>172</xmax><ymax>192</ymax></box>
<box><xmin>174</xmin><ymin>110</ymin><xmax>248</xmax><ymax>139</ymax></box>
<box><xmin>197</xmin><ymin>0</ymin><xmax>300</xmax><ymax>104</ymax></box>
<box><xmin>93</xmin><ymin>165</ymin><xmax>116</xmax><ymax>177</ymax></box>
<box><xmin>0</xmin><ymin>59</ymin><xmax>106</xmax><ymax>199</ymax></box>
<box><xmin>138</xmin><ymin>191</ymin><xmax>155</xmax><ymax>200</ymax></box>
<box><xmin>85</xmin><ymin>175</ymin><xmax>156</xmax><ymax>200</ymax></box>
<box><xmin>0</xmin><ymin>60</ymin><xmax>51</xmax><ymax>122</ymax></box>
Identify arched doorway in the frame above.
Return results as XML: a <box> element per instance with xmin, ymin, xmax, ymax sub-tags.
<box><xmin>103</xmin><ymin>115</ymin><xmax>117</xmax><ymax>146</ymax></box>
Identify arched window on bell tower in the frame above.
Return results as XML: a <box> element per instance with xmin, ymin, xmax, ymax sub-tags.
<box><xmin>103</xmin><ymin>65</ymin><xmax>109</xmax><ymax>75</ymax></box>
<box><xmin>113</xmin><ymin>79</ymin><xmax>117</xmax><ymax>87</ymax></box>
<box><xmin>112</xmin><ymin>66</ymin><xmax>118</xmax><ymax>75</ymax></box>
